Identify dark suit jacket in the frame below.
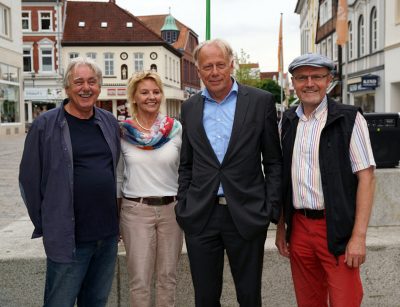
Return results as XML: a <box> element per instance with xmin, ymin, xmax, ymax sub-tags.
<box><xmin>176</xmin><ymin>83</ymin><xmax>282</xmax><ymax>240</ymax></box>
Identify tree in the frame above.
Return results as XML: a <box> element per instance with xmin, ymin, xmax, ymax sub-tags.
<box><xmin>234</xmin><ymin>49</ymin><xmax>259</xmax><ymax>87</ymax></box>
<box><xmin>257</xmin><ymin>79</ymin><xmax>285</xmax><ymax>103</ymax></box>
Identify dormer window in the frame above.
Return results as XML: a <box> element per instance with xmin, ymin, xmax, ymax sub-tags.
<box><xmin>78</xmin><ymin>21</ymin><xmax>85</xmax><ymax>27</ymax></box>
<box><xmin>126</xmin><ymin>22</ymin><xmax>133</xmax><ymax>28</ymax></box>
<box><xmin>101</xmin><ymin>22</ymin><xmax>108</xmax><ymax>28</ymax></box>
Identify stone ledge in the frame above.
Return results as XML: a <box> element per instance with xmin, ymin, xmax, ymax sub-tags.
<box><xmin>1</xmin><ymin>217</ymin><xmax>399</xmax><ymax>306</ymax></box>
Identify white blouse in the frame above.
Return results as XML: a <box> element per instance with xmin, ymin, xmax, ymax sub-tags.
<box><xmin>116</xmin><ymin>127</ymin><xmax>182</xmax><ymax>198</ymax></box>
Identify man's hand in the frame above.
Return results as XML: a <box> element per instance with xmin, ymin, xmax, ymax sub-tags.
<box><xmin>275</xmin><ymin>220</ymin><xmax>290</xmax><ymax>258</ymax></box>
<box><xmin>344</xmin><ymin>235</ymin><xmax>366</xmax><ymax>268</ymax></box>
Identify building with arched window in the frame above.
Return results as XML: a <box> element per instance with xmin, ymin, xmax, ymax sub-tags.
<box><xmin>345</xmin><ymin>0</ymin><xmax>384</xmax><ymax>112</ymax></box>
<box><xmin>384</xmin><ymin>0</ymin><xmax>400</xmax><ymax>112</ymax></box>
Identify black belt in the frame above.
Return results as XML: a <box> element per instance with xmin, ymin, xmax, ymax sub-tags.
<box><xmin>123</xmin><ymin>196</ymin><xmax>176</xmax><ymax>206</ymax></box>
<box><xmin>295</xmin><ymin>208</ymin><xmax>325</xmax><ymax>219</ymax></box>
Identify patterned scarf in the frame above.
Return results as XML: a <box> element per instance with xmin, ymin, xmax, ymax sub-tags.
<box><xmin>120</xmin><ymin>113</ymin><xmax>181</xmax><ymax>150</ymax></box>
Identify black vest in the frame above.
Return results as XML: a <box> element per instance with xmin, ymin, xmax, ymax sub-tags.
<box><xmin>281</xmin><ymin>98</ymin><xmax>360</xmax><ymax>256</ymax></box>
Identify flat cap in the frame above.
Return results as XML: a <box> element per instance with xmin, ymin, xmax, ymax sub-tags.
<box><xmin>288</xmin><ymin>53</ymin><xmax>335</xmax><ymax>74</ymax></box>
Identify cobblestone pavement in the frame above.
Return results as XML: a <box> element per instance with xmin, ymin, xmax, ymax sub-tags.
<box><xmin>0</xmin><ymin>135</ymin><xmax>27</xmax><ymax>229</ymax></box>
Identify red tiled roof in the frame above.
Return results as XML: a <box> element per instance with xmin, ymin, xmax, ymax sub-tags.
<box><xmin>62</xmin><ymin>1</ymin><xmax>180</xmax><ymax>55</ymax></box>
<box><xmin>138</xmin><ymin>14</ymin><xmax>198</xmax><ymax>51</ymax></box>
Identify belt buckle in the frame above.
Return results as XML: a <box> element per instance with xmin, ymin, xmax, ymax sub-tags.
<box><xmin>218</xmin><ymin>197</ymin><xmax>227</xmax><ymax>205</ymax></box>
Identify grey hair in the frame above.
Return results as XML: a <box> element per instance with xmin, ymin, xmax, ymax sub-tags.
<box><xmin>63</xmin><ymin>57</ymin><xmax>103</xmax><ymax>89</ymax></box>
<box><xmin>193</xmin><ymin>38</ymin><xmax>234</xmax><ymax>67</ymax></box>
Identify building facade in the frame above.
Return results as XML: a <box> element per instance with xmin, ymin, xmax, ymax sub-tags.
<box><xmin>62</xmin><ymin>1</ymin><xmax>184</xmax><ymax>119</ymax></box>
<box><xmin>296</xmin><ymin>0</ymin><xmax>386</xmax><ymax>111</ymax></box>
<box><xmin>138</xmin><ymin>13</ymin><xmax>201</xmax><ymax>101</ymax></box>
<box><xmin>0</xmin><ymin>0</ymin><xmax>24</xmax><ymax>135</ymax></box>
<box><xmin>384</xmin><ymin>0</ymin><xmax>400</xmax><ymax>112</ymax></box>
<box><xmin>21</xmin><ymin>0</ymin><xmax>65</xmax><ymax>124</ymax></box>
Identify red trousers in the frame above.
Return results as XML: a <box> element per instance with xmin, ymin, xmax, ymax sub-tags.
<box><xmin>290</xmin><ymin>212</ymin><xmax>363</xmax><ymax>307</ymax></box>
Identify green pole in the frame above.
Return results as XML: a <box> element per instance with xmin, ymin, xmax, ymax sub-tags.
<box><xmin>206</xmin><ymin>0</ymin><xmax>210</xmax><ymax>40</ymax></box>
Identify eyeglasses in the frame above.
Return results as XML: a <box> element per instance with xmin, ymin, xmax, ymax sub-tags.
<box><xmin>292</xmin><ymin>74</ymin><xmax>330</xmax><ymax>83</ymax></box>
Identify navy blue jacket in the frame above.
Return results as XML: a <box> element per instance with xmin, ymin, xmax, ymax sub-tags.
<box><xmin>19</xmin><ymin>100</ymin><xmax>120</xmax><ymax>263</ymax></box>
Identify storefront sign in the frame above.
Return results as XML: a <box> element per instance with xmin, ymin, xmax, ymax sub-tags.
<box><xmin>348</xmin><ymin>83</ymin><xmax>370</xmax><ymax>93</ymax></box>
<box><xmin>117</xmin><ymin>88</ymin><xmax>126</xmax><ymax>96</ymax></box>
<box><xmin>361</xmin><ymin>75</ymin><xmax>379</xmax><ymax>88</ymax></box>
<box><xmin>107</xmin><ymin>89</ymin><xmax>116</xmax><ymax>96</ymax></box>
<box><xmin>25</xmin><ymin>88</ymin><xmax>62</xmax><ymax>100</ymax></box>
<box><xmin>107</xmin><ymin>88</ymin><xmax>126</xmax><ymax>96</ymax></box>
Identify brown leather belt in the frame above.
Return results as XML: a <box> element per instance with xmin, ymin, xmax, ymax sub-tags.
<box><xmin>295</xmin><ymin>208</ymin><xmax>325</xmax><ymax>219</ymax></box>
<box><xmin>123</xmin><ymin>196</ymin><xmax>176</xmax><ymax>206</ymax></box>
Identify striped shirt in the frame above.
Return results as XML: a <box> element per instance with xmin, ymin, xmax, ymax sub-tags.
<box><xmin>290</xmin><ymin>97</ymin><xmax>375</xmax><ymax>210</ymax></box>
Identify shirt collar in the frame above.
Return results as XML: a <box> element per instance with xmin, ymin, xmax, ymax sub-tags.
<box><xmin>201</xmin><ymin>78</ymin><xmax>238</xmax><ymax>103</ymax></box>
<box><xmin>296</xmin><ymin>95</ymin><xmax>328</xmax><ymax>121</ymax></box>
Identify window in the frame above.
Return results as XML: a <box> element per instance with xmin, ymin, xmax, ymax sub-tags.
<box><xmin>0</xmin><ymin>4</ymin><xmax>10</xmax><ymax>38</ymax></box>
<box><xmin>327</xmin><ymin>37</ymin><xmax>332</xmax><ymax>60</ymax></box>
<box><xmin>358</xmin><ymin>15</ymin><xmax>365</xmax><ymax>57</ymax></box>
<box><xmin>101</xmin><ymin>22</ymin><xmax>107</xmax><ymax>28</ymax></box>
<box><xmin>348</xmin><ymin>21</ymin><xmax>353</xmax><ymax>59</ymax></box>
<box><xmin>22</xmin><ymin>12</ymin><xmax>31</xmax><ymax>31</ymax></box>
<box><xmin>134</xmin><ymin>53</ymin><xmax>144</xmax><ymax>72</ymax></box>
<box><xmin>23</xmin><ymin>48</ymin><xmax>33</xmax><ymax>72</ymax></box>
<box><xmin>319</xmin><ymin>0</ymin><xmax>332</xmax><ymax>26</ymax></box>
<box><xmin>104</xmin><ymin>53</ymin><xmax>114</xmax><ymax>76</ymax></box>
<box><xmin>396</xmin><ymin>0</ymin><xmax>400</xmax><ymax>24</ymax></box>
<box><xmin>69</xmin><ymin>52</ymin><xmax>79</xmax><ymax>60</ymax></box>
<box><xmin>165</xmin><ymin>55</ymin><xmax>168</xmax><ymax>79</ymax></box>
<box><xmin>126</xmin><ymin>22</ymin><xmax>133</xmax><ymax>28</ymax></box>
<box><xmin>86</xmin><ymin>52</ymin><xmax>97</xmax><ymax>60</ymax></box>
<box><xmin>40</xmin><ymin>48</ymin><xmax>53</xmax><ymax>72</ymax></box>
<box><xmin>78</xmin><ymin>21</ymin><xmax>85</xmax><ymax>27</ymax></box>
<box><xmin>169</xmin><ymin>57</ymin><xmax>172</xmax><ymax>79</ymax></box>
<box><xmin>39</xmin><ymin>11</ymin><xmax>52</xmax><ymax>31</ymax></box>
<box><xmin>370</xmin><ymin>7</ymin><xmax>378</xmax><ymax>53</ymax></box>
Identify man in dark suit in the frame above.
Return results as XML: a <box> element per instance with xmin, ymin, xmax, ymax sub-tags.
<box><xmin>175</xmin><ymin>38</ymin><xmax>282</xmax><ymax>307</ymax></box>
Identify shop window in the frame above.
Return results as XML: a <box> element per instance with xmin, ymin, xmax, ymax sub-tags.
<box><xmin>0</xmin><ymin>4</ymin><xmax>10</xmax><ymax>39</ymax></box>
<box><xmin>134</xmin><ymin>53</ymin><xmax>144</xmax><ymax>72</ymax></box>
<box><xmin>354</xmin><ymin>93</ymin><xmax>375</xmax><ymax>112</ymax></box>
<box><xmin>22</xmin><ymin>11</ymin><xmax>31</xmax><ymax>31</ymax></box>
<box><xmin>104</xmin><ymin>53</ymin><xmax>114</xmax><ymax>76</ymax></box>
<box><xmin>0</xmin><ymin>83</ymin><xmax>20</xmax><ymax>123</ymax></box>
<box><xmin>39</xmin><ymin>11</ymin><xmax>52</xmax><ymax>31</ymax></box>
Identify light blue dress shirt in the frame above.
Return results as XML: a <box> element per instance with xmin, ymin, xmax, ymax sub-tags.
<box><xmin>202</xmin><ymin>80</ymin><xmax>238</xmax><ymax>196</ymax></box>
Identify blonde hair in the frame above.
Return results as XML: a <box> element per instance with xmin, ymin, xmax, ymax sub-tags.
<box><xmin>193</xmin><ymin>38</ymin><xmax>234</xmax><ymax>67</ymax></box>
<box><xmin>126</xmin><ymin>71</ymin><xmax>164</xmax><ymax>115</ymax></box>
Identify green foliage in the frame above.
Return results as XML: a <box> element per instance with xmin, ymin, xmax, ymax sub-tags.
<box><xmin>257</xmin><ymin>79</ymin><xmax>285</xmax><ymax>103</ymax></box>
<box><xmin>234</xmin><ymin>49</ymin><xmax>259</xmax><ymax>87</ymax></box>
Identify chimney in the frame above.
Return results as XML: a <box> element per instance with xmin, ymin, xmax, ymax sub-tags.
<box><xmin>109</xmin><ymin>0</ymin><xmax>115</xmax><ymax>3</ymax></box>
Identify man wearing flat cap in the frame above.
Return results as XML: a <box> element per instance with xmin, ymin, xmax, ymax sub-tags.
<box><xmin>275</xmin><ymin>53</ymin><xmax>376</xmax><ymax>306</ymax></box>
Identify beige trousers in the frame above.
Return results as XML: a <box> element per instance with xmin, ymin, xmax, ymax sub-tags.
<box><xmin>120</xmin><ymin>198</ymin><xmax>183</xmax><ymax>307</ymax></box>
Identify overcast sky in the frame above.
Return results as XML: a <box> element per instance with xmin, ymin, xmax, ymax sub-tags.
<box><xmin>114</xmin><ymin>0</ymin><xmax>300</xmax><ymax>73</ymax></box>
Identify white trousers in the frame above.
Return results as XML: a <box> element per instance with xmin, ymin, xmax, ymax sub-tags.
<box><xmin>120</xmin><ymin>198</ymin><xmax>183</xmax><ymax>307</ymax></box>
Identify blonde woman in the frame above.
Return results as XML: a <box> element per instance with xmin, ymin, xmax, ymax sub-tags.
<box><xmin>117</xmin><ymin>71</ymin><xmax>183</xmax><ymax>307</ymax></box>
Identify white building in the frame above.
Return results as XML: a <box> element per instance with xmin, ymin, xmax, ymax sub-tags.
<box><xmin>0</xmin><ymin>0</ymin><xmax>24</xmax><ymax>135</ymax></box>
<box><xmin>384</xmin><ymin>0</ymin><xmax>400</xmax><ymax>112</ymax></box>
<box><xmin>62</xmin><ymin>0</ymin><xmax>184</xmax><ymax>119</ymax></box>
